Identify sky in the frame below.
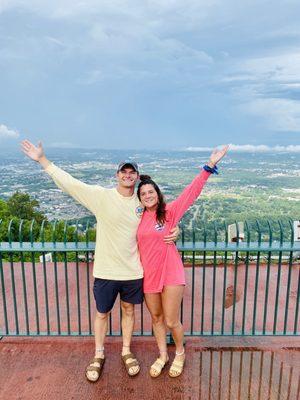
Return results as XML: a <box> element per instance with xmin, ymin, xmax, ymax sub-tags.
<box><xmin>0</xmin><ymin>0</ymin><xmax>300</xmax><ymax>151</ymax></box>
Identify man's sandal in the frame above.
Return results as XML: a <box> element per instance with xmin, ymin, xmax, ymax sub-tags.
<box><xmin>169</xmin><ymin>350</ymin><xmax>185</xmax><ymax>378</ymax></box>
<box><xmin>121</xmin><ymin>352</ymin><xmax>140</xmax><ymax>376</ymax></box>
<box><xmin>85</xmin><ymin>357</ymin><xmax>105</xmax><ymax>382</ymax></box>
<box><xmin>149</xmin><ymin>357</ymin><xmax>169</xmax><ymax>378</ymax></box>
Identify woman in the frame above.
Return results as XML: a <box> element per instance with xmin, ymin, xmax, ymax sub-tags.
<box><xmin>136</xmin><ymin>145</ymin><xmax>228</xmax><ymax>378</ymax></box>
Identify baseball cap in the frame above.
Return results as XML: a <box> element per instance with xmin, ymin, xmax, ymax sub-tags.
<box><xmin>117</xmin><ymin>161</ymin><xmax>139</xmax><ymax>173</ymax></box>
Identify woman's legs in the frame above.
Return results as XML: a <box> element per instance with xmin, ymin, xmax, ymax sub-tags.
<box><xmin>145</xmin><ymin>293</ymin><xmax>168</xmax><ymax>361</ymax></box>
<box><xmin>161</xmin><ymin>285</ymin><xmax>185</xmax><ymax>365</ymax></box>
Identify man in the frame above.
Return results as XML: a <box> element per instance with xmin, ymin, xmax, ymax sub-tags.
<box><xmin>21</xmin><ymin>140</ymin><xmax>178</xmax><ymax>382</ymax></box>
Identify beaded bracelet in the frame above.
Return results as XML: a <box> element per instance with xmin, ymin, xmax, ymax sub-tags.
<box><xmin>203</xmin><ymin>164</ymin><xmax>219</xmax><ymax>174</ymax></box>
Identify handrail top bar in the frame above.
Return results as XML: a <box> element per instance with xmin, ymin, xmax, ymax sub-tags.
<box><xmin>1</xmin><ymin>241</ymin><xmax>299</xmax><ymax>252</ymax></box>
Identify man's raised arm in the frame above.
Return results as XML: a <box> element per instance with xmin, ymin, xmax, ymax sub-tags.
<box><xmin>21</xmin><ymin>140</ymin><xmax>103</xmax><ymax>215</ymax></box>
<box><xmin>21</xmin><ymin>140</ymin><xmax>51</xmax><ymax>169</ymax></box>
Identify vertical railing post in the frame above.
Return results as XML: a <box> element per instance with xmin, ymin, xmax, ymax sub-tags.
<box><xmin>40</xmin><ymin>219</ymin><xmax>46</xmax><ymax>247</ymax></box>
<box><xmin>180</xmin><ymin>224</ymin><xmax>184</xmax><ymax>326</ymax></box>
<box><xmin>221</xmin><ymin>221</ymin><xmax>228</xmax><ymax>334</ymax></box>
<box><xmin>190</xmin><ymin>221</ymin><xmax>195</xmax><ymax>335</ymax></box>
<box><xmin>8</xmin><ymin>219</ymin><xmax>19</xmax><ymax>334</ymax></box>
<box><xmin>42</xmin><ymin>220</ymin><xmax>52</xmax><ymax>334</ymax></box>
<box><xmin>19</xmin><ymin>219</ymin><xmax>30</xmax><ymax>334</ymax></box>
<box><xmin>85</xmin><ymin>220</ymin><xmax>92</xmax><ymax>334</ymax></box>
<box><xmin>201</xmin><ymin>222</ymin><xmax>207</xmax><ymax>335</ymax></box>
<box><xmin>252</xmin><ymin>220</ymin><xmax>261</xmax><ymax>334</ymax></box>
<box><xmin>242</xmin><ymin>220</ymin><xmax>250</xmax><ymax>334</ymax></box>
<box><xmin>62</xmin><ymin>220</ymin><xmax>71</xmax><ymax>334</ymax></box>
<box><xmin>0</xmin><ymin>219</ymin><xmax>9</xmax><ymax>334</ymax></box>
<box><xmin>51</xmin><ymin>219</ymin><xmax>61</xmax><ymax>335</ymax></box>
<box><xmin>263</xmin><ymin>220</ymin><xmax>273</xmax><ymax>334</ymax></box>
<box><xmin>8</xmin><ymin>219</ymin><xmax>13</xmax><ymax>247</ymax></box>
<box><xmin>31</xmin><ymin>219</ymin><xmax>40</xmax><ymax>334</ymax></box>
<box><xmin>74</xmin><ymin>220</ymin><xmax>81</xmax><ymax>334</ymax></box>
<box><xmin>231</xmin><ymin>220</ymin><xmax>240</xmax><ymax>334</ymax></box>
<box><xmin>283</xmin><ymin>220</ymin><xmax>294</xmax><ymax>334</ymax></box>
<box><xmin>211</xmin><ymin>221</ymin><xmax>218</xmax><ymax>334</ymax></box>
<box><xmin>273</xmin><ymin>220</ymin><xmax>284</xmax><ymax>334</ymax></box>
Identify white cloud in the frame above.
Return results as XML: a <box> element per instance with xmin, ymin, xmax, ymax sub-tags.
<box><xmin>1</xmin><ymin>0</ymin><xmax>300</xmax><ymax>146</ymax></box>
<box><xmin>242</xmin><ymin>98</ymin><xmax>300</xmax><ymax>132</ymax></box>
<box><xmin>45</xmin><ymin>36</ymin><xmax>65</xmax><ymax>47</ymax></box>
<box><xmin>185</xmin><ymin>144</ymin><xmax>300</xmax><ymax>153</ymax></box>
<box><xmin>0</xmin><ymin>124</ymin><xmax>19</xmax><ymax>139</ymax></box>
<box><xmin>0</xmin><ymin>2</ymin><xmax>214</xmax><ymax>86</ymax></box>
<box><xmin>230</xmin><ymin>52</ymin><xmax>300</xmax><ymax>84</ymax></box>
<box><xmin>223</xmin><ymin>51</ymin><xmax>300</xmax><ymax>132</ymax></box>
<box><xmin>49</xmin><ymin>142</ymin><xmax>81</xmax><ymax>148</ymax></box>
<box><xmin>0</xmin><ymin>1</ymin><xmax>221</xmax><ymax>21</ymax></box>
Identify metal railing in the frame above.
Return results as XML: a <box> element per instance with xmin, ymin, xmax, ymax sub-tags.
<box><xmin>0</xmin><ymin>218</ymin><xmax>299</xmax><ymax>337</ymax></box>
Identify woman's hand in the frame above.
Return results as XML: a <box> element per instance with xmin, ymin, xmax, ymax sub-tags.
<box><xmin>208</xmin><ymin>144</ymin><xmax>229</xmax><ymax>167</ymax></box>
<box><xmin>164</xmin><ymin>225</ymin><xmax>180</xmax><ymax>244</ymax></box>
<box><xmin>21</xmin><ymin>140</ymin><xmax>50</xmax><ymax>169</ymax></box>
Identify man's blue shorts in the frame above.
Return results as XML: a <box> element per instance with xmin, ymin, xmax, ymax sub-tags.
<box><xmin>93</xmin><ymin>277</ymin><xmax>144</xmax><ymax>313</ymax></box>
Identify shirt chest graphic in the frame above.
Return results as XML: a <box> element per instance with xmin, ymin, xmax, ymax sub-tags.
<box><xmin>154</xmin><ymin>222</ymin><xmax>165</xmax><ymax>231</ymax></box>
<box><xmin>135</xmin><ymin>206</ymin><xmax>144</xmax><ymax>218</ymax></box>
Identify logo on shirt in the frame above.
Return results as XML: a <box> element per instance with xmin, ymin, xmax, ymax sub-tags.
<box><xmin>135</xmin><ymin>206</ymin><xmax>144</xmax><ymax>218</ymax></box>
<box><xmin>155</xmin><ymin>222</ymin><xmax>165</xmax><ymax>231</ymax></box>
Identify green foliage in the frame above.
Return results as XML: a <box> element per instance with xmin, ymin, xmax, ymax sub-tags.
<box><xmin>7</xmin><ymin>191</ymin><xmax>45</xmax><ymax>224</ymax></box>
<box><xmin>0</xmin><ymin>193</ymin><xmax>97</xmax><ymax>261</ymax></box>
<box><xmin>0</xmin><ymin>199</ymin><xmax>9</xmax><ymax>220</ymax></box>
<box><xmin>0</xmin><ymin>192</ymin><xmax>47</xmax><ymax>242</ymax></box>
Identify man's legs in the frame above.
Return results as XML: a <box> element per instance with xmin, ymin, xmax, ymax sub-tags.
<box><xmin>86</xmin><ymin>311</ymin><xmax>109</xmax><ymax>381</ymax></box>
<box><xmin>86</xmin><ymin>278</ymin><xmax>118</xmax><ymax>381</ymax></box>
<box><xmin>120</xmin><ymin>300</ymin><xmax>140</xmax><ymax>375</ymax></box>
<box><xmin>94</xmin><ymin>311</ymin><xmax>109</xmax><ymax>357</ymax></box>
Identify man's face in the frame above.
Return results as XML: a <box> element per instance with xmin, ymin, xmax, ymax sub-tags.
<box><xmin>116</xmin><ymin>167</ymin><xmax>139</xmax><ymax>188</ymax></box>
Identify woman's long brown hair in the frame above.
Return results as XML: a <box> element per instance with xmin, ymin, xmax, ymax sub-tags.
<box><xmin>137</xmin><ymin>175</ymin><xmax>167</xmax><ymax>225</ymax></box>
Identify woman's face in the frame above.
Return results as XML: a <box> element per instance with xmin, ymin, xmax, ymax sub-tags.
<box><xmin>139</xmin><ymin>184</ymin><xmax>159</xmax><ymax>210</ymax></box>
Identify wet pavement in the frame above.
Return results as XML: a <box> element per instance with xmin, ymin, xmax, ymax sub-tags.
<box><xmin>0</xmin><ymin>337</ymin><xmax>299</xmax><ymax>400</ymax></box>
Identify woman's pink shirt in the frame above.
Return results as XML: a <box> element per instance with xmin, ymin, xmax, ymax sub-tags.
<box><xmin>137</xmin><ymin>169</ymin><xmax>211</xmax><ymax>293</ymax></box>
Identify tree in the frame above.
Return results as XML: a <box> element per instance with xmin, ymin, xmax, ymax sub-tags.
<box><xmin>0</xmin><ymin>199</ymin><xmax>9</xmax><ymax>220</ymax></box>
<box><xmin>7</xmin><ymin>191</ymin><xmax>46</xmax><ymax>224</ymax></box>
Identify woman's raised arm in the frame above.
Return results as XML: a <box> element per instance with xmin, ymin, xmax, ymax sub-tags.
<box><xmin>168</xmin><ymin>145</ymin><xmax>229</xmax><ymax>223</ymax></box>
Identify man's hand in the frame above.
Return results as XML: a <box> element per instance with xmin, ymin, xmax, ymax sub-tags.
<box><xmin>21</xmin><ymin>140</ymin><xmax>50</xmax><ymax>169</ymax></box>
<box><xmin>207</xmin><ymin>144</ymin><xmax>229</xmax><ymax>168</ymax></box>
<box><xmin>163</xmin><ymin>225</ymin><xmax>180</xmax><ymax>244</ymax></box>
<box><xmin>21</xmin><ymin>140</ymin><xmax>44</xmax><ymax>161</ymax></box>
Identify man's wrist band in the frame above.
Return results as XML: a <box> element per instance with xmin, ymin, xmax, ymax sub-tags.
<box><xmin>203</xmin><ymin>164</ymin><xmax>219</xmax><ymax>174</ymax></box>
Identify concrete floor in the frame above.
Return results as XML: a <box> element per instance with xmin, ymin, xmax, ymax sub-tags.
<box><xmin>0</xmin><ymin>337</ymin><xmax>299</xmax><ymax>400</ymax></box>
<box><xmin>1</xmin><ymin>261</ymin><xmax>299</xmax><ymax>399</ymax></box>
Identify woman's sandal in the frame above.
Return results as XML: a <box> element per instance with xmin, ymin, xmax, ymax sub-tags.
<box><xmin>169</xmin><ymin>349</ymin><xmax>185</xmax><ymax>378</ymax></box>
<box><xmin>149</xmin><ymin>356</ymin><xmax>169</xmax><ymax>378</ymax></box>
<box><xmin>121</xmin><ymin>352</ymin><xmax>140</xmax><ymax>376</ymax></box>
<box><xmin>85</xmin><ymin>357</ymin><xmax>105</xmax><ymax>382</ymax></box>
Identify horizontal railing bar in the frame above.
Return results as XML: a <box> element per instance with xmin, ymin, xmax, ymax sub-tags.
<box><xmin>1</xmin><ymin>241</ymin><xmax>300</xmax><ymax>252</ymax></box>
<box><xmin>1</xmin><ymin>332</ymin><xmax>299</xmax><ymax>337</ymax></box>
